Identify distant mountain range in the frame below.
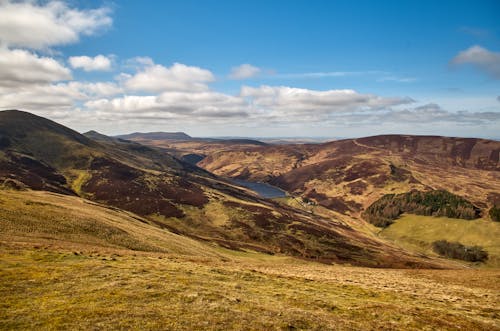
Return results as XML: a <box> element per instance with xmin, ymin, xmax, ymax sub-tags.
<box><xmin>116</xmin><ymin>131</ymin><xmax>192</xmax><ymax>140</ymax></box>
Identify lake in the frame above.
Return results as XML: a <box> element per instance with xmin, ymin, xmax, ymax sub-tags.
<box><xmin>232</xmin><ymin>179</ymin><xmax>287</xmax><ymax>199</ymax></box>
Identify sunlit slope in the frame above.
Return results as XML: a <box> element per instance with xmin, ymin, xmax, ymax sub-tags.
<box><xmin>1</xmin><ymin>246</ymin><xmax>498</xmax><ymax>330</ymax></box>
<box><xmin>0</xmin><ymin>189</ymin><xmax>220</xmax><ymax>257</ymax></box>
<box><xmin>0</xmin><ymin>110</ymin><xmax>450</xmax><ymax>268</ymax></box>
<box><xmin>379</xmin><ymin>214</ymin><xmax>500</xmax><ymax>267</ymax></box>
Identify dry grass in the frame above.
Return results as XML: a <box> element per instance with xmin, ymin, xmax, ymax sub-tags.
<box><xmin>0</xmin><ymin>245</ymin><xmax>498</xmax><ymax>330</ymax></box>
<box><xmin>0</xmin><ymin>189</ymin><xmax>222</xmax><ymax>257</ymax></box>
<box><xmin>0</xmin><ymin>190</ymin><xmax>499</xmax><ymax>330</ymax></box>
<box><xmin>380</xmin><ymin>214</ymin><xmax>500</xmax><ymax>267</ymax></box>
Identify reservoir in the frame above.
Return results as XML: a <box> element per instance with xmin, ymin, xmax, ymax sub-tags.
<box><xmin>233</xmin><ymin>179</ymin><xmax>287</xmax><ymax>199</ymax></box>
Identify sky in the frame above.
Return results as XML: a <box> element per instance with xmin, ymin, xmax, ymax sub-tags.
<box><xmin>0</xmin><ymin>0</ymin><xmax>499</xmax><ymax>138</ymax></box>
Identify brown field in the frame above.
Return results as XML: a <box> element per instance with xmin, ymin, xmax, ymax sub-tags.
<box><xmin>1</xmin><ymin>240</ymin><xmax>499</xmax><ymax>330</ymax></box>
<box><xmin>1</xmin><ymin>188</ymin><xmax>499</xmax><ymax>330</ymax></box>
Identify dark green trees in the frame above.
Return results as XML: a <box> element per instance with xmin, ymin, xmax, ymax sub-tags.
<box><xmin>363</xmin><ymin>190</ymin><xmax>480</xmax><ymax>227</ymax></box>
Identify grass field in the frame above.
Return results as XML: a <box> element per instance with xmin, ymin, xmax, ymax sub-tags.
<box><xmin>380</xmin><ymin>214</ymin><xmax>500</xmax><ymax>267</ymax></box>
<box><xmin>1</xmin><ymin>190</ymin><xmax>499</xmax><ymax>330</ymax></box>
<box><xmin>1</xmin><ymin>246</ymin><xmax>499</xmax><ymax>330</ymax></box>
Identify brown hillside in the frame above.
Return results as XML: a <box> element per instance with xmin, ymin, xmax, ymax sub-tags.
<box><xmin>0</xmin><ymin>110</ymin><xmax>444</xmax><ymax>268</ymax></box>
<box><xmin>161</xmin><ymin>135</ymin><xmax>500</xmax><ymax>218</ymax></box>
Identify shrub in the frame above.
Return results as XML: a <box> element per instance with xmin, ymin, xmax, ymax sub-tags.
<box><xmin>432</xmin><ymin>240</ymin><xmax>488</xmax><ymax>262</ymax></box>
<box><xmin>489</xmin><ymin>205</ymin><xmax>500</xmax><ymax>222</ymax></box>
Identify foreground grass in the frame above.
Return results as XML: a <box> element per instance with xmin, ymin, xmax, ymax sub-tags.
<box><xmin>1</xmin><ymin>246</ymin><xmax>498</xmax><ymax>330</ymax></box>
<box><xmin>380</xmin><ymin>214</ymin><xmax>500</xmax><ymax>267</ymax></box>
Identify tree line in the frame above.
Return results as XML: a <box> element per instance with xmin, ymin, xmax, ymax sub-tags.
<box><xmin>363</xmin><ymin>190</ymin><xmax>480</xmax><ymax>227</ymax></box>
<box><xmin>432</xmin><ymin>240</ymin><xmax>488</xmax><ymax>262</ymax></box>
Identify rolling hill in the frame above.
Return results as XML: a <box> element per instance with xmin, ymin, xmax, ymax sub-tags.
<box><xmin>2</xmin><ymin>190</ymin><xmax>497</xmax><ymax>330</ymax></box>
<box><xmin>137</xmin><ymin>132</ymin><xmax>500</xmax><ymax>265</ymax></box>
<box><xmin>0</xmin><ymin>109</ymin><xmax>443</xmax><ymax>268</ymax></box>
<box><xmin>1</xmin><ymin>110</ymin><xmax>499</xmax><ymax>330</ymax></box>
<box><xmin>190</xmin><ymin>134</ymin><xmax>500</xmax><ymax>218</ymax></box>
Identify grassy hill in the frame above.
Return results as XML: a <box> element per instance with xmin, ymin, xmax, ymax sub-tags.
<box><xmin>379</xmin><ymin>214</ymin><xmax>500</xmax><ymax>267</ymax></box>
<box><xmin>1</xmin><ymin>111</ymin><xmax>499</xmax><ymax>329</ymax></box>
<box><xmin>0</xmin><ymin>110</ymin><xmax>443</xmax><ymax>268</ymax></box>
<box><xmin>0</xmin><ymin>189</ymin><xmax>220</xmax><ymax>256</ymax></box>
<box><xmin>0</xmin><ymin>190</ymin><xmax>498</xmax><ymax>330</ymax></box>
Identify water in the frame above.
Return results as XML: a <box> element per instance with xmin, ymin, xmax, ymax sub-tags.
<box><xmin>233</xmin><ymin>179</ymin><xmax>287</xmax><ymax>199</ymax></box>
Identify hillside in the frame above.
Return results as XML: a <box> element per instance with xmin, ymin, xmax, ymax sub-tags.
<box><xmin>0</xmin><ymin>110</ymin><xmax>443</xmax><ymax>268</ymax></box>
<box><xmin>1</xmin><ymin>189</ymin><xmax>498</xmax><ymax>330</ymax></box>
<box><xmin>379</xmin><ymin>214</ymin><xmax>500</xmax><ymax>267</ymax></box>
<box><xmin>117</xmin><ymin>133</ymin><xmax>268</xmax><ymax>163</ymax></box>
<box><xmin>1</xmin><ymin>111</ymin><xmax>499</xmax><ymax>329</ymax></box>
<box><xmin>189</xmin><ymin>135</ymin><xmax>500</xmax><ymax>219</ymax></box>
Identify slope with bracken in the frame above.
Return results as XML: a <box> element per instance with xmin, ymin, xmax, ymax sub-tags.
<box><xmin>0</xmin><ymin>110</ymin><xmax>446</xmax><ymax>268</ymax></box>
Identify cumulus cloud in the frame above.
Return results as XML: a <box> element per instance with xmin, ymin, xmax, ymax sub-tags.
<box><xmin>123</xmin><ymin>62</ymin><xmax>215</xmax><ymax>93</ymax></box>
<box><xmin>241</xmin><ymin>86</ymin><xmax>414</xmax><ymax>116</ymax></box>
<box><xmin>0</xmin><ymin>83</ymin><xmax>83</xmax><ymax>111</ymax></box>
<box><xmin>0</xmin><ymin>1</ymin><xmax>112</xmax><ymax>50</ymax></box>
<box><xmin>85</xmin><ymin>91</ymin><xmax>248</xmax><ymax>120</ymax></box>
<box><xmin>0</xmin><ymin>48</ymin><xmax>71</xmax><ymax>87</ymax></box>
<box><xmin>69</xmin><ymin>55</ymin><xmax>112</xmax><ymax>71</ymax></box>
<box><xmin>229</xmin><ymin>64</ymin><xmax>261</xmax><ymax>79</ymax></box>
<box><xmin>451</xmin><ymin>45</ymin><xmax>500</xmax><ymax>79</ymax></box>
<box><xmin>0</xmin><ymin>81</ymin><xmax>121</xmax><ymax>112</ymax></box>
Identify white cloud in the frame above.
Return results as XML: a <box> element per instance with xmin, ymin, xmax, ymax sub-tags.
<box><xmin>451</xmin><ymin>45</ymin><xmax>500</xmax><ymax>79</ymax></box>
<box><xmin>69</xmin><ymin>55</ymin><xmax>112</xmax><ymax>71</ymax></box>
<box><xmin>0</xmin><ymin>48</ymin><xmax>71</xmax><ymax>87</ymax></box>
<box><xmin>85</xmin><ymin>91</ymin><xmax>248</xmax><ymax>120</ymax></box>
<box><xmin>70</xmin><ymin>82</ymin><xmax>122</xmax><ymax>97</ymax></box>
<box><xmin>0</xmin><ymin>83</ymin><xmax>83</xmax><ymax>111</ymax></box>
<box><xmin>0</xmin><ymin>1</ymin><xmax>112</xmax><ymax>50</ymax></box>
<box><xmin>229</xmin><ymin>64</ymin><xmax>261</xmax><ymax>79</ymax></box>
<box><xmin>241</xmin><ymin>85</ymin><xmax>413</xmax><ymax>117</ymax></box>
<box><xmin>124</xmin><ymin>62</ymin><xmax>215</xmax><ymax>93</ymax></box>
<box><xmin>0</xmin><ymin>81</ymin><xmax>121</xmax><ymax>112</ymax></box>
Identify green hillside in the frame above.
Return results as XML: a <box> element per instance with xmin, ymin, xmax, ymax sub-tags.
<box><xmin>379</xmin><ymin>214</ymin><xmax>500</xmax><ymax>267</ymax></box>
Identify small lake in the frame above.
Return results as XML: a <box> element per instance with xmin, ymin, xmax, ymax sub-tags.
<box><xmin>232</xmin><ymin>179</ymin><xmax>287</xmax><ymax>199</ymax></box>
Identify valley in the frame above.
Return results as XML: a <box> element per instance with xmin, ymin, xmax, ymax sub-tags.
<box><xmin>2</xmin><ymin>1</ymin><xmax>499</xmax><ymax>329</ymax></box>
<box><xmin>1</xmin><ymin>109</ymin><xmax>499</xmax><ymax>330</ymax></box>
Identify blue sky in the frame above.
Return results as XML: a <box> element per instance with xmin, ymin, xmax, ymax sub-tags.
<box><xmin>0</xmin><ymin>0</ymin><xmax>499</xmax><ymax>138</ymax></box>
